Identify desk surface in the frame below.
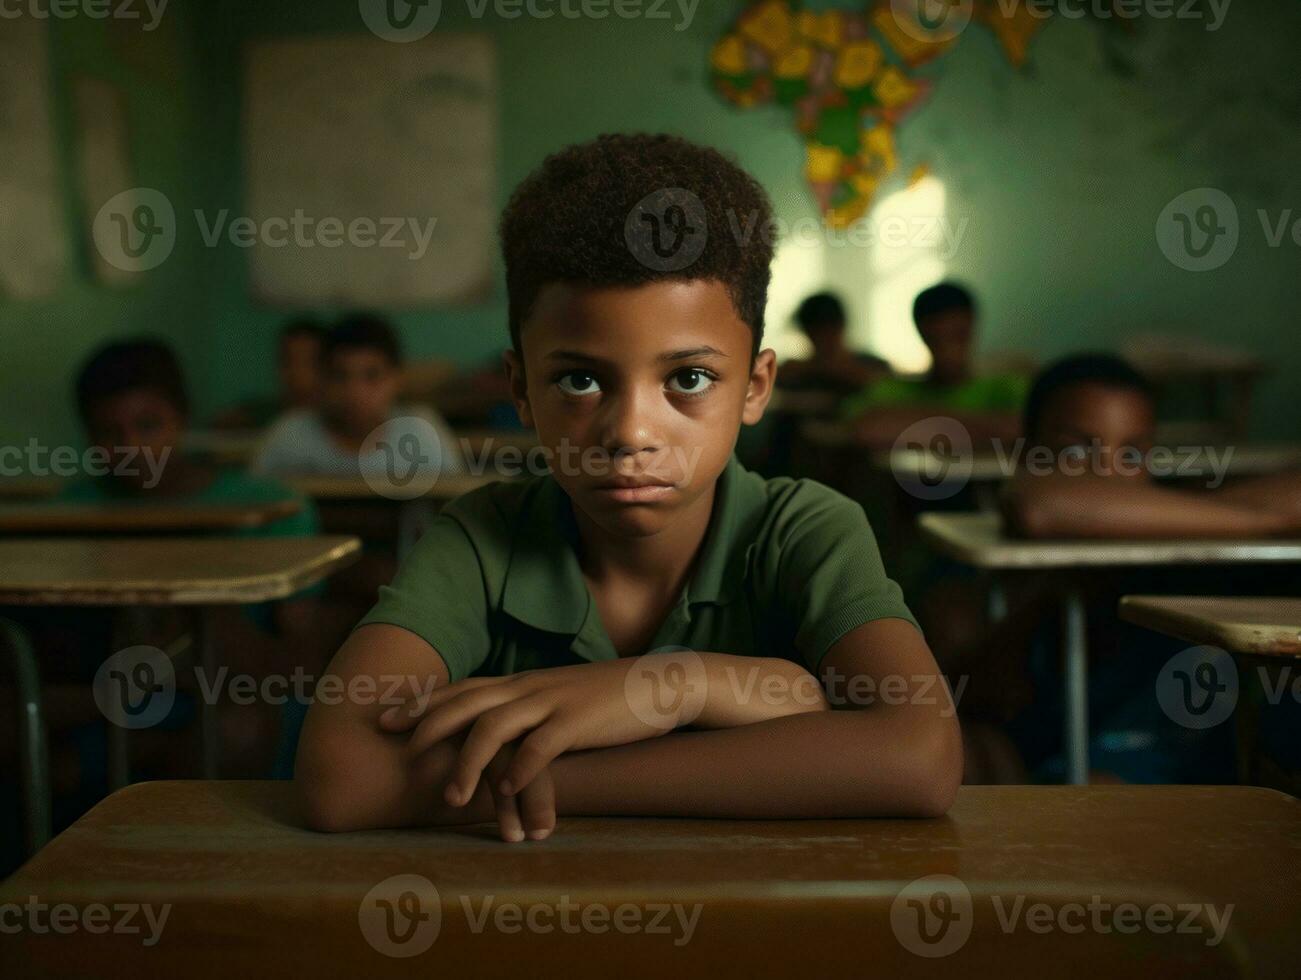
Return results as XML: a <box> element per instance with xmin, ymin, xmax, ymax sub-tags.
<box><xmin>919</xmin><ymin>512</ymin><xmax>1301</xmax><ymax>569</ymax></box>
<box><xmin>289</xmin><ymin>471</ymin><xmax>509</xmax><ymax>502</ymax></box>
<box><xmin>1119</xmin><ymin>596</ymin><xmax>1301</xmax><ymax>658</ymax></box>
<box><xmin>0</xmin><ymin>536</ymin><xmax>360</xmax><ymax>606</ymax></box>
<box><xmin>2</xmin><ymin>782</ymin><xmax>1296</xmax><ymax>979</ymax></box>
<box><xmin>0</xmin><ymin>499</ymin><xmax>301</xmax><ymax>534</ymax></box>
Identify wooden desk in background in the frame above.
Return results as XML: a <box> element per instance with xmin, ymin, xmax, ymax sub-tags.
<box><xmin>3</xmin><ymin>781</ymin><xmax>1296</xmax><ymax>978</ymax></box>
<box><xmin>0</xmin><ymin>476</ymin><xmax>63</xmax><ymax>501</ymax></box>
<box><xmin>918</xmin><ymin>512</ymin><xmax>1301</xmax><ymax>785</ymax></box>
<box><xmin>1119</xmin><ymin>596</ymin><xmax>1301</xmax><ymax>659</ymax></box>
<box><xmin>0</xmin><ymin>536</ymin><xmax>361</xmax><ymax>853</ymax></box>
<box><xmin>0</xmin><ymin>499</ymin><xmax>301</xmax><ymax>534</ymax></box>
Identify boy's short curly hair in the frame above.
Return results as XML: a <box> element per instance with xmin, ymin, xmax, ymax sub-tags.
<box><xmin>499</xmin><ymin>133</ymin><xmax>775</xmax><ymax>359</ymax></box>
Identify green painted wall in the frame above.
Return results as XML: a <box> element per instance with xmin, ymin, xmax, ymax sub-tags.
<box><xmin>3</xmin><ymin>1</ymin><xmax>1299</xmax><ymax>453</ymax></box>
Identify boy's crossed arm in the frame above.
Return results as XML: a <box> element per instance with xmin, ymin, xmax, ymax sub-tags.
<box><xmin>296</xmin><ymin>619</ymin><xmax>962</xmax><ymax>840</ymax></box>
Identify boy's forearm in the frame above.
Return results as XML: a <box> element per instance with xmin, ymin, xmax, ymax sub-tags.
<box><xmin>549</xmin><ymin>706</ymin><xmax>961</xmax><ymax>820</ymax></box>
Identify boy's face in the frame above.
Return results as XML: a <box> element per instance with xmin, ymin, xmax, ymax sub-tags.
<box><xmin>505</xmin><ymin>280</ymin><xmax>775</xmax><ymax>538</ymax></box>
<box><xmin>917</xmin><ymin>308</ymin><xmax>973</xmax><ymax>384</ymax></box>
<box><xmin>1034</xmin><ymin>382</ymin><xmax>1156</xmax><ymax>480</ymax></box>
<box><xmin>323</xmin><ymin>348</ymin><xmax>400</xmax><ymax>435</ymax></box>
<box><xmin>279</xmin><ymin>334</ymin><xmax>323</xmax><ymax>408</ymax></box>
<box><xmin>85</xmin><ymin>389</ymin><xmax>184</xmax><ymax>492</ymax></box>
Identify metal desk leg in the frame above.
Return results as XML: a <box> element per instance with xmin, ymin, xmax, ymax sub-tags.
<box><xmin>196</xmin><ymin>608</ymin><xmax>219</xmax><ymax>779</ymax></box>
<box><xmin>1</xmin><ymin>619</ymin><xmax>52</xmax><ymax>854</ymax></box>
<box><xmin>1063</xmin><ymin>590</ymin><xmax>1089</xmax><ymax>785</ymax></box>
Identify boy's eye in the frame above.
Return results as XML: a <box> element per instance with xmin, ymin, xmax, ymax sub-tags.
<box><xmin>556</xmin><ymin>371</ymin><xmax>601</xmax><ymax>396</ymax></box>
<box><xmin>666</xmin><ymin>368</ymin><xmax>716</xmax><ymax>396</ymax></box>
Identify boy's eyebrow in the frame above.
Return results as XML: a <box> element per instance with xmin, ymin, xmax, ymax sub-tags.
<box><xmin>545</xmin><ymin>346</ymin><xmax>729</xmax><ymax>364</ymax></box>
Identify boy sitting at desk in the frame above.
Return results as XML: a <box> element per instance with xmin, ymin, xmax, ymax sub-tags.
<box><xmin>59</xmin><ymin>339</ymin><xmax>335</xmax><ymax>774</ymax></box>
<box><xmin>842</xmin><ymin>282</ymin><xmax>1027</xmax><ymax>450</ymax></box>
<box><xmin>296</xmin><ymin>134</ymin><xmax>962</xmax><ymax>840</ymax></box>
<box><xmin>1002</xmin><ymin>353</ymin><xmax>1301</xmax><ymax>538</ymax></box>
<box><xmin>212</xmin><ymin>317</ymin><xmax>326</xmax><ymax>431</ymax></box>
<box><xmin>777</xmin><ymin>291</ymin><xmax>890</xmax><ymax>399</ymax></box>
<box><xmin>254</xmin><ymin>314</ymin><xmax>463</xmax><ymax>481</ymax></box>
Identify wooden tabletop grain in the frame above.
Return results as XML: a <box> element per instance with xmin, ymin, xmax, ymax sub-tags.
<box><xmin>0</xmin><ymin>499</ymin><xmax>302</xmax><ymax>534</ymax></box>
<box><xmin>2</xmin><ymin>781</ymin><xmax>1296</xmax><ymax>979</ymax></box>
<box><xmin>1120</xmin><ymin>595</ymin><xmax>1301</xmax><ymax>658</ymax></box>
<box><xmin>0</xmin><ymin>536</ymin><xmax>360</xmax><ymax>605</ymax></box>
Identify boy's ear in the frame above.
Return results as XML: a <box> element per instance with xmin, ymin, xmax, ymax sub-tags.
<box><xmin>742</xmin><ymin>348</ymin><xmax>777</xmax><ymax>426</ymax></box>
<box><xmin>502</xmin><ymin>349</ymin><xmax>534</xmax><ymax>428</ymax></box>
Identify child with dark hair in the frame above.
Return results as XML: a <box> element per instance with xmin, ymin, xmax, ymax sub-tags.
<box><xmin>1003</xmin><ymin>352</ymin><xmax>1301</xmax><ymax>538</ymax></box>
<box><xmin>295</xmin><ymin>133</ymin><xmax>960</xmax><ymax>840</ymax></box>
<box><xmin>254</xmin><ymin>314</ymin><xmax>462</xmax><ymax>478</ymax></box>
<box><xmin>213</xmin><ymin>318</ymin><xmax>328</xmax><ymax>430</ymax></box>
<box><xmin>57</xmin><ymin>338</ymin><xmax>336</xmax><ymax>777</ymax></box>
<box><xmin>776</xmin><ymin>291</ymin><xmax>889</xmax><ymax>397</ymax></box>
<box><xmin>842</xmin><ymin>281</ymin><xmax>1027</xmax><ymax>450</ymax></box>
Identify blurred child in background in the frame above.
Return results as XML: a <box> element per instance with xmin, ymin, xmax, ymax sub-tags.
<box><xmin>213</xmin><ymin>318</ymin><xmax>327</xmax><ymax>430</ymax></box>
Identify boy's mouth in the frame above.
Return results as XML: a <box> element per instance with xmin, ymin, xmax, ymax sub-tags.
<box><xmin>592</xmin><ymin>476</ymin><xmax>677</xmax><ymax>504</ymax></box>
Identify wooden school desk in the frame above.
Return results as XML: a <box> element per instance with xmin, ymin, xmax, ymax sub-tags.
<box><xmin>1118</xmin><ymin>596</ymin><xmax>1301</xmax><ymax>660</ymax></box>
<box><xmin>3</xmin><ymin>782</ymin><xmax>1296</xmax><ymax>979</ymax></box>
<box><xmin>0</xmin><ymin>537</ymin><xmax>361</xmax><ymax>852</ymax></box>
<box><xmin>918</xmin><ymin>513</ymin><xmax>1301</xmax><ymax>786</ymax></box>
<box><xmin>0</xmin><ymin>499</ymin><xmax>302</xmax><ymax>534</ymax></box>
<box><xmin>0</xmin><ymin>476</ymin><xmax>63</xmax><ymax>501</ymax></box>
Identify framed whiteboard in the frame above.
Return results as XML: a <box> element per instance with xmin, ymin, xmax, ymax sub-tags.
<box><xmin>243</xmin><ymin>33</ymin><xmax>497</xmax><ymax>307</ymax></box>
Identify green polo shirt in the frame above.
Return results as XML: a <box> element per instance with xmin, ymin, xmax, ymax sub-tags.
<box><xmin>360</xmin><ymin>456</ymin><xmax>918</xmax><ymax>680</ymax></box>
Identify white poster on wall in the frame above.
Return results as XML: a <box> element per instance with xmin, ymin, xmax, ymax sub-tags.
<box><xmin>243</xmin><ymin>33</ymin><xmax>497</xmax><ymax>308</ymax></box>
<box><xmin>0</xmin><ymin>19</ymin><xmax>70</xmax><ymax>301</ymax></box>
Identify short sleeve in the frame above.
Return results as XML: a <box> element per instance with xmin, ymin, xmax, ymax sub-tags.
<box><xmin>774</xmin><ymin>487</ymin><xmax>920</xmax><ymax>671</ymax></box>
<box><xmin>357</xmin><ymin>514</ymin><xmax>492</xmax><ymax>681</ymax></box>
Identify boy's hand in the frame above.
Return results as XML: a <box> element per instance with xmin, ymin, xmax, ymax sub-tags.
<box><xmin>484</xmin><ymin>741</ymin><xmax>555</xmax><ymax>843</ymax></box>
<box><xmin>379</xmin><ymin>657</ymin><xmax>703</xmax><ymax>808</ymax></box>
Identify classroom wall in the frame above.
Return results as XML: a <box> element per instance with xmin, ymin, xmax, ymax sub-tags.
<box><xmin>3</xmin><ymin>0</ymin><xmax>1299</xmax><ymax>451</ymax></box>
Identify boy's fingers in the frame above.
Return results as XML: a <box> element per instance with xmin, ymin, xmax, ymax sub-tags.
<box><xmin>486</xmin><ymin>778</ymin><xmax>526</xmax><ymax>844</ymax></box>
<box><xmin>449</xmin><ymin>699</ymin><xmax>551</xmax><ymax>805</ymax></box>
<box><xmin>501</xmin><ymin>722</ymin><xmax>570</xmax><ymax>797</ymax></box>
<box><xmin>516</xmin><ymin>766</ymin><xmax>556</xmax><ymax>841</ymax></box>
<box><xmin>379</xmin><ymin>677</ymin><xmax>503</xmax><ymax>731</ymax></box>
<box><xmin>406</xmin><ymin>687</ymin><xmax>520</xmax><ymax>756</ymax></box>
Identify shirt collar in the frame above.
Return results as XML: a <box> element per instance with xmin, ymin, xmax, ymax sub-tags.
<box><xmin>500</xmin><ymin>455</ymin><xmax>765</xmax><ymax>637</ymax></box>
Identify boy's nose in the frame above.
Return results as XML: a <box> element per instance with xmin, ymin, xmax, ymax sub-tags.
<box><xmin>598</xmin><ymin>385</ymin><xmax>664</xmax><ymax>460</ymax></box>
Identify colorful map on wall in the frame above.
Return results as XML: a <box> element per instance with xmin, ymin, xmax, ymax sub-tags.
<box><xmin>711</xmin><ymin>1</ymin><xmax>1050</xmax><ymax>228</ymax></box>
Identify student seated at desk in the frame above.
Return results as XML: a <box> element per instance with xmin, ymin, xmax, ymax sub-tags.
<box><xmin>841</xmin><ymin>282</ymin><xmax>1027</xmax><ymax>450</ymax></box>
<box><xmin>295</xmin><ymin>134</ymin><xmax>961</xmax><ymax>841</ymax></box>
<box><xmin>254</xmin><ymin>314</ymin><xmax>463</xmax><ymax>479</ymax></box>
<box><xmin>1002</xmin><ymin>353</ymin><xmax>1301</xmax><ymax>538</ymax></box>
<box><xmin>777</xmin><ymin>292</ymin><xmax>890</xmax><ymax>398</ymax></box>
<box><xmin>212</xmin><ymin>318</ymin><xmax>326</xmax><ymax>431</ymax></box>
<box><xmin>57</xmin><ymin>339</ymin><xmax>342</xmax><ymax>775</ymax></box>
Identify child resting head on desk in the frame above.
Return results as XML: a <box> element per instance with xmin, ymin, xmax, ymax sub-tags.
<box><xmin>294</xmin><ymin>133</ymin><xmax>962</xmax><ymax>841</ymax></box>
<box><xmin>254</xmin><ymin>313</ymin><xmax>463</xmax><ymax>480</ymax></box>
<box><xmin>1001</xmin><ymin>353</ymin><xmax>1301</xmax><ymax>538</ymax></box>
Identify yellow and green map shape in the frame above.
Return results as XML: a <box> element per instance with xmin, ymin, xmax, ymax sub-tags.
<box><xmin>711</xmin><ymin>1</ymin><xmax>1051</xmax><ymax>227</ymax></box>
